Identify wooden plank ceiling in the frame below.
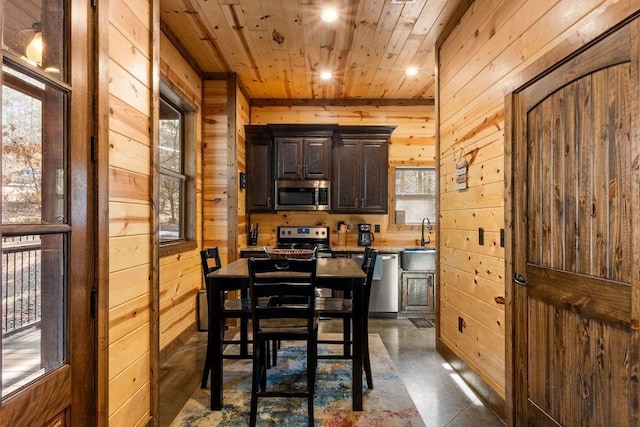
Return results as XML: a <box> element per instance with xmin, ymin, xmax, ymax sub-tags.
<box><xmin>160</xmin><ymin>0</ymin><xmax>464</xmax><ymax>100</ymax></box>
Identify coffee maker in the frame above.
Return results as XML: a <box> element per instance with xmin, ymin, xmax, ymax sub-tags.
<box><xmin>357</xmin><ymin>223</ymin><xmax>374</xmax><ymax>246</ymax></box>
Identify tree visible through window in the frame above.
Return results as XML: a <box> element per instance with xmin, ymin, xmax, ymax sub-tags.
<box><xmin>394</xmin><ymin>167</ymin><xmax>436</xmax><ymax>225</ymax></box>
<box><xmin>159</xmin><ymin>96</ymin><xmax>184</xmax><ymax>242</ymax></box>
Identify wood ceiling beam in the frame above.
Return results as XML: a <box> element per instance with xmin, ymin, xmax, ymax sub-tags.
<box><xmin>250</xmin><ymin>98</ymin><xmax>435</xmax><ymax>107</ymax></box>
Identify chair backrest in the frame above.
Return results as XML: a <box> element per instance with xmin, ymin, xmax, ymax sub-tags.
<box><xmin>360</xmin><ymin>246</ymin><xmax>373</xmax><ymax>270</ymax></box>
<box><xmin>200</xmin><ymin>247</ymin><xmax>222</xmax><ymax>282</ymax></box>
<box><xmin>248</xmin><ymin>258</ymin><xmax>317</xmax><ymax>329</ymax></box>
<box><xmin>362</xmin><ymin>247</ymin><xmax>378</xmax><ymax>277</ymax></box>
<box><xmin>362</xmin><ymin>250</ymin><xmax>378</xmax><ymax>307</ymax></box>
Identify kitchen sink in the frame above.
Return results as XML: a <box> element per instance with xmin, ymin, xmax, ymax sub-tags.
<box><xmin>401</xmin><ymin>247</ymin><xmax>436</xmax><ymax>271</ymax></box>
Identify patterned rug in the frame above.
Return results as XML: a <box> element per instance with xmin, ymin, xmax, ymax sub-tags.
<box><xmin>170</xmin><ymin>333</ymin><xmax>424</xmax><ymax>426</ymax></box>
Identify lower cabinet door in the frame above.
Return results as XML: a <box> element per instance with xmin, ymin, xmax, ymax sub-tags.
<box><xmin>401</xmin><ymin>271</ymin><xmax>434</xmax><ymax>312</ymax></box>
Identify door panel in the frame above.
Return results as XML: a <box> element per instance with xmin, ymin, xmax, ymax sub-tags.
<box><xmin>512</xmin><ymin>17</ymin><xmax>639</xmax><ymax>426</ymax></box>
<box><xmin>0</xmin><ymin>0</ymin><xmax>94</xmax><ymax>424</ymax></box>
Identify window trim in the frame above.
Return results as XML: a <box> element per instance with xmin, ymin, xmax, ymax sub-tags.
<box><xmin>388</xmin><ymin>164</ymin><xmax>437</xmax><ymax>231</ymax></box>
<box><xmin>158</xmin><ymin>81</ymin><xmax>196</xmax><ymax>256</ymax></box>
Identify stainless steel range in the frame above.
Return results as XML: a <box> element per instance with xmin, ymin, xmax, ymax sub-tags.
<box><xmin>276</xmin><ymin>226</ymin><xmax>332</xmax><ymax>257</ymax></box>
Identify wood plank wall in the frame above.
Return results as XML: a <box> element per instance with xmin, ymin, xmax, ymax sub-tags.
<box><xmin>107</xmin><ymin>0</ymin><xmax>153</xmax><ymax>424</ymax></box>
<box><xmin>248</xmin><ymin>105</ymin><xmax>436</xmax><ymax>248</ymax></box>
<box><xmin>158</xmin><ymin>33</ymin><xmax>203</xmax><ymax>361</ymax></box>
<box><xmin>202</xmin><ymin>80</ymin><xmax>231</xmax><ymax>263</ymax></box>
<box><xmin>437</xmin><ymin>0</ymin><xmax>636</xmax><ymax>401</ymax></box>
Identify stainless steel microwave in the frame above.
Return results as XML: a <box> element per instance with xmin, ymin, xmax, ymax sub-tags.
<box><xmin>275</xmin><ymin>180</ymin><xmax>330</xmax><ymax>211</ymax></box>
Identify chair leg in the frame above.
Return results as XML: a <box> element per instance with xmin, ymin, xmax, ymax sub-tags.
<box><xmin>250</xmin><ymin>339</ymin><xmax>262</xmax><ymax>427</ymax></box>
<box><xmin>271</xmin><ymin>339</ymin><xmax>278</xmax><ymax>366</ymax></box>
<box><xmin>200</xmin><ymin>342</ymin><xmax>211</xmax><ymax>388</ymax></box>
<box><xmin>260</xmin><ymin>340</ymin><xmax>268</xmax><ymax>391</ymax></box>
<box><xmin>307</xmin><ymin>333</ymin><xmax>316</xmax><ymax>427</ymax></box>
<box><xmin>364</xmin><ymin>333</ymin><xmax>373</xmax><ymax>389</ymax></box>
<box><xmin>363</xmin><ymin>319</ymin><xmax>373</xmax><ymax>389</ymax></box>
<box><xmin>342</xmin><ymin>318</ymin><xmax>351</xmax><ymax>357</ymax></box>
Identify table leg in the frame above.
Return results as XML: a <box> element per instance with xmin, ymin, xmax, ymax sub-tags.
<box><xmin>210</xmin><ymin>283</ymin><xmax>224</xmax><ymax>410</ymax></box>
<box><xmin>352</xmin><ymin>279</ymin><xmax>363</xmax><ymax>411</ymax></box>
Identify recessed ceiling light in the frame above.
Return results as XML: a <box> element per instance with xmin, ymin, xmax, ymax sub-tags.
<box><xmin>405</xmin><ymin>67</ymin><xmax>418</xmax><ymax>76</ymax></box>
<box><xmin>321</xmin><ymin>8</ymin><xmax>339</xmax><ymax>22</ymax></box>
<box><xmin>320</xmin><ymin>71</ymin><xmax>333</xmax><ymax>80</ymax></box>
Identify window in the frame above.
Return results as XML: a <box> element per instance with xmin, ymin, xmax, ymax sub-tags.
<box><xmin>158</xmin><ymin>85</ymin><xmax>195</xmax><ymax>251</ymax></box>
<box><xmin>394</xmin><ymin>167</ymin><xmax>436</xmax><ymax>225</ymax></box>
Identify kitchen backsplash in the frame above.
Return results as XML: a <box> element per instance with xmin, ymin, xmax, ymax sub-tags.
<box><xmin>241</xmin><ymin>211</ymin><xmax>434</xmax><ymax>249</ymax></box>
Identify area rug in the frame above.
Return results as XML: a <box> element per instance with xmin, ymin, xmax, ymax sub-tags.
<box><xmin>170</xmin><ymin>333</ymin><xmax>424</xmax><ymax>426</ymax></box>
<box><xmin>409</xmin><ymin>318</ymin><xmax>435</xmax><ymax>329</ymax></box>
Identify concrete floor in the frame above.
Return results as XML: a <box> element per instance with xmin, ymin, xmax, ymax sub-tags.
<box><xmin>159</xmin><ymin>318</ymin><xmax>505</xmax><ymax>426</ymax></box>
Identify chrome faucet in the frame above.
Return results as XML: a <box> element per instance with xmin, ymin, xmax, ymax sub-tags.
<box><xmin>421</xmin><ymin>217</ymin><xmax>432</xmax><ymax>246</ymax></box>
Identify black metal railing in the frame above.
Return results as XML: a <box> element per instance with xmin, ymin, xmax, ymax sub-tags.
<box><xmin>2</xmin><ymin>236</ymin><xmax>41</xmax><ymax>336</ymax></box>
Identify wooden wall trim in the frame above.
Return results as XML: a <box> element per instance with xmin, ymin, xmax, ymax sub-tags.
<box><xmin>436</xmin><ymin>337</ymin><xmax>506</xmax><ymax>422</ymax></box>
<box><xmin>503</xmin><ymin>92</ymin><xmax>516</xmax><ymax>427</ymax></box>
<box><xmin>434</xmin><ymin>13</ymin><xmax>442</xmax><ymax>375</ymax></box>
<box><xmin>96</xmin><ymin>0</ymin><xmax>111</xmax><ymax>424</ymax></box>
<box><xmin>227</xmin><ymin>74</ymin><xmax>239</xmax><ymax>261</ymax></box>
<box><xmin>250</xmin><ymin>98</ymin><xmax>435</xmax><ymax>107</ymax></box>
<box><xmin>150</xmin><ymin>0</ymin><xmax>161</xmax><ymax>424</ymax></box>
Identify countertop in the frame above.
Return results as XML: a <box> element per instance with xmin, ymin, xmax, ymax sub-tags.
<box><xmin>239</xmin><ymin>245</ymin><xmax>407</xmax><ymax>254</ymax></box>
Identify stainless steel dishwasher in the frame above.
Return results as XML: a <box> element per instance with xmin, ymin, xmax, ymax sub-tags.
<box><xmin>353</xmin><ymin>252</ymin><xmax>399</xmax><ymax>318</ymax></box>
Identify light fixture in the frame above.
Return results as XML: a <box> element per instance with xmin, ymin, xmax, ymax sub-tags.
<box><xmin>19</xmin><ymin>22</ymin><xmax>43</xmax><ymax>66</ymax></box>
<box><xmin>405</xmin><ymin>67</ymin><xmax>418</xmax><ymax>76</ymax></box>
<box><xmin>320</xmin><ymin>71</ymin><xmax>333</xmax><ymax>80</ymax></box>
<box><xmin>321</xmin><ymin>8</ymin><xmax>339</xmax><ymax>22</ymax></box>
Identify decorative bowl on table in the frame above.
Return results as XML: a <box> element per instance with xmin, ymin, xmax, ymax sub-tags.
<box><xmin>264</xmin><ymin>247</ymin><xmax>316</xmax><ymax>259</ymax></box>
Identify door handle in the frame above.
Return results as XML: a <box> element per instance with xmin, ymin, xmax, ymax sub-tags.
<box><xmin>513</xmin><ymin>274</ymin><xmax>527</xmax><ymax>286</ymax></box>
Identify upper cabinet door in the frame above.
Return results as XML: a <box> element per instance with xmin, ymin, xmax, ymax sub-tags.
<box><xmin>276</xmin><ymin>136</ymin><xmax>331</xmax><ymax>180</ymax></box>
<box><xmin>332</xmin><ymin>140</ymin><xmax>360</xmax><ymax>212</ymax></box>
<box><xmin>360</xmin><ymin>141</ymin><xmax>388</xmax><ymax>212</ymax></box>
<box><xmin>276</xmin><ymin>137</ymin><xmax>303</xmax><ymax>179</ymax></box>
<box><xmin>246</xmin><ymin>126</ymin><xmax>275</xmax><ymax>212</ymax></box>
<box><xmin>302</xmin><ymin>137</ymin><xmax>331</xmax><ymax>180</ymax></box>
<box><xmin>332</xmin><ymin>140</ymin><xmax>388</xmax><ymax>213</ymax></box>
<box><xmin>332</xmin><ymin>126</ymin><xmax>395</xmax><ymax>214</ymax></box>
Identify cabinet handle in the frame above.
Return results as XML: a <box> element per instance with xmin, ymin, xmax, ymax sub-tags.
<box><xmin>267</xmin><ymin>197</ymin><xmax>271</xmax><ymax>208</ymax></box>
<box><xmin>298</xmin><ymin>164</ymin><xmax>301</xmax><ymax>175</ymax></box>
<box><xmin>305</xmin><ymin>164</ymin><xmax>308</xmax><ymax>176</ymax></box>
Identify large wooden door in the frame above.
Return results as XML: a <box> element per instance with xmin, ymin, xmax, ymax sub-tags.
<box><xmin>511</xmin><ymin>17</ymin><xmax>640</xmax><ymax>425</ymax></box>
<box><xmin>0</xmin><ymin>0</ymin><xmax>95</xmax><ymax>425</ymax></box>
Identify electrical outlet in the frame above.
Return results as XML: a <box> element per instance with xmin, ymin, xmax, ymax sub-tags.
<box><xmin>478</xmin><ymin>227</ymin><xmax>484</xmax><ymax>245</ymax></box>
<box><xmin>458</xmin><ymin>316</ymin><xmax>465</xmax><ymax>332</ymax></box>
<box><xmin>374</xmin><ymin>224</ymin><xmax>380</xmax><ymax>233</ymax></box>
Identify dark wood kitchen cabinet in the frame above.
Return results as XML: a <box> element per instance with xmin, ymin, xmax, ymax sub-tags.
<box><xmin>271</xmin><ymin>124</ymin><xmax>335</xmax><ymax>180</ymax></box>
<box><xmin>276</xmin><ymin>137</ymin><xmax>331</xmax><ymax>180</ymax></box>
<box><xmin>245</xmin><ymin>126</ymin><xmax>274</xmax><ymax>212</ymax></box>
<box><xmin>332</xmin><ymin>126</ymin><xmax>395</xmax><ymax>213</ymax></box>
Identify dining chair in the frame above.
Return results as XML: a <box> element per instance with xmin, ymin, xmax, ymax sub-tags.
<box><xmin>315</xmin><ymin>248</ymin><xmax>377</xmax><ymax>389</ymax></box>
<box><xmin>247</xmin><ymin>257</ymin><xmax>318</xmax><ymax>427</ymax></box>
<box><xmin>199</xmin><ymin>247</ymin><xmax>252</xmax><ymax>389</ymax></box>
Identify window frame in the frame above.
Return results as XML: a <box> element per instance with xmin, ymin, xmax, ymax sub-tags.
<box><xmin>389</xmin><ymin>164</ymin><xmax>437</xmax><ymax>231</ymax></box>
<box><xmin>158</xmin><ymin>81</ymin><xmax>196</xmax><ymax>257</ymax></box>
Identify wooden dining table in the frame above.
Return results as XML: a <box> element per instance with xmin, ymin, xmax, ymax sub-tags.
<box><xmin>206</xmin><ymin>256</ymin><xmax>367</xmax><ymax>411</ymax></box>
